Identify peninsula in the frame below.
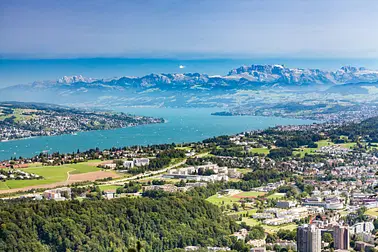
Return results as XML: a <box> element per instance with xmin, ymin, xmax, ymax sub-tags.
<box><xmin>0</xmin><ymin>102</ymin><xmax>164</xmax><ymax>141</ymax></box>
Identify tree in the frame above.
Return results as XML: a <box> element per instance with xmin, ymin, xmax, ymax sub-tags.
<box><xmin>233</xmin><ymin>203</ymin><xmax>239</xmax><ymax>211</ymax></box>
<box><xmin>323</xmin><ymin>233</ymin><xmax>333</xmax><ymax>243</ymax></box>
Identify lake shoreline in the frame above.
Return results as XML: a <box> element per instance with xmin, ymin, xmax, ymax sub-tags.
<box><xmin>0</xmin><ymin>108</ymin><xmax>315</xmax><ymax>161</ymax></box>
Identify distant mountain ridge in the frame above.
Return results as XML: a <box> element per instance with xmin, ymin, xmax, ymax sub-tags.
<box><xmin>1</xmin><ymin>64</ymin><xmax>378</xmax><ymax>108</ymax></box>
<box><xmin>226</xmin><ymin>65</ymin><xmax>378</xmax><ymax>85</ymax></box>
<box><xmin>12</xmin><ymin>64</ymin><xmax>378</xmax><ymax>91</ymax></box>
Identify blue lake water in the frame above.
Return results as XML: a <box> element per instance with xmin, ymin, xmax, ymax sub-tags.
<box><xmin>0</xmin><ymin>107</ymin><xmax>315</xmax><ymax>160</ymax></box>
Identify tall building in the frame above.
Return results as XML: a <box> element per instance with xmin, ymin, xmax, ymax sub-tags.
<box><xmin>333</xmin><ymin>224</ymin><xmax>350</xmax><ymax>250</ymax></box>
<box><xmin>297</xmin><ymin>224</ymin><xmax>321</xmax><ymax>252</ymax></box>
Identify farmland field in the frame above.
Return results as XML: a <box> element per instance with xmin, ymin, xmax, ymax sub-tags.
<box><xmin>68</xmin><ymin>163</ymin><xmax>101</xmax><ymax>174</ymax></box>
<box><xmin>3</xmin><ymin>166</ymin><xmax>75</xmax><ymax>189</ymax></box>
<box><xmin>0</xmin><ymin>161</ymin><xmax>116</xmax><ymax>192</ymax></box>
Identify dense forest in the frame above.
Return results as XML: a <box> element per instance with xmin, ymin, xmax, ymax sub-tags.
<box><xmin>0</xmin><ymin>195</ymin><xmax>238</xmax><ymax>252</ymax></box>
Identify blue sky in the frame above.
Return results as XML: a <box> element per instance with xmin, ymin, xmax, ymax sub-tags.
<box><xmin>1</xmin><ymin>0</ymin><xmax>378</xmax><ymax>58</ymax></box>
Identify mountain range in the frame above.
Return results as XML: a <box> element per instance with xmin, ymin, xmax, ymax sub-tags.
<box><xmin>6</xmin><ymin>64</ymin><xmax>378</xmax><ymax>90</ymax></box>
<box><xmin>1</xmin><ymin>64</ymin><xmax>378</xmax><ymax>107</ymax></box>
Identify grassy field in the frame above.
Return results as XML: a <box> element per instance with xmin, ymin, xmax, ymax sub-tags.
<box><xmin>293</xmin><ymin>139</ymin><xmax>358</xmax><ymax>157</ymax></box>
<box><xmin>208</xmin><ymin>190</ymin><xmax>296</xmax><ymax>233</ymax></box>
<box><xmin>235</xmin><ymin>191</ymin><xmax>266</xmax><ymax>197</ymax></box>
<box><xmin>236</xmin><ymin>168</ymin><xmax>252</xmax><ymax>174</ymax></box>
<box><xmin>206</xmin><ymin>194</ymin><xmax>241</xmax><ymax>206</ymax></box>
<box><xmin>293</xmin><ymin>148</ymin><xmax>317</xmax><ymax>157</ymax></box>
<box><xmin>293</xmin><ymin>139</ymin><xmax>334</xmax><ymax>157</ymax></box>
<box><xmin>249</xmin><ymin>147</ymin><xmax>270</xmax><ymax>155</ymax></box>
<box><xmin>207</xmin><ymin>191</ymin><xmax>265</xmax><ymax>206</ymax></box>
<box><xmin>262</xmin><ymin>223</ymin><xmax>297</xmax><ymax>233</ymax></box>
<box><xmin>175</xmin><ymin>146</ymin><xmax>192</xmax><ymax>151</ymax></box>
<box><xmin>1</xmin><ymin>166</ymin><xmax>74</xmax><ymax>189</ymax></box>
<box><xmin>239</xmin><ymin>217</ymin><xmax>297</xmax><ymax>232</ymax></box>
<box><xmin>365</xmin><ymin>208</ymin><xmax>378</xmax><ymax>217</ymax></box>
<box><xmin>340</xmin><ymin>142</ymin><xmax>357</xmax><ymax>149</ymax></box>
<box><xmin>267</xmin><ymin>193</ymin><xmax>286</xmax><ymax>199</ymax></box>
<box><xmin>239</xmin><ymin>217</ymin><xmax>260</xmax><ymax>226</ymax></box>
<box><xmin>0</xmin><ymin>162</ymin><xmax>103</xmax><ymax>190</ymax></box>
<box><xmin>0</xmin><ymin>182</ymin><xmax>10</xmax><ymax>190</ymax></box>
<box><xmin>68</xmin><ymin>163</ymin><xmax>101</xmax><ymax>174</ymax></box>
<box><xmin>317</xmin><ymin>140</ymin><xmax>333</xmax><ymax>147</ymax></box>
<box><xmin>99</xmin><ymin>185</ymin><xmax>121</xmax><ymax>191</ymax></box>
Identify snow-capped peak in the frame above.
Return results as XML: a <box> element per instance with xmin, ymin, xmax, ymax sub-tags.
<box><xmin>57</xmin><ymin>75</ymin><xmax>95</xmax><ymax>84</ymax></box>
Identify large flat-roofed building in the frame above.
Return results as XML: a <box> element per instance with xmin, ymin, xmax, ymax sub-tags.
<box><xmin>276</xmin><ymin>200</ymin><xmax>296</xmax><ymax>208</ymax></box>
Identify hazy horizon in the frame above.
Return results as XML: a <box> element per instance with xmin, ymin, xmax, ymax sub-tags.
<box><xmin>1</xmin><ymin>0</ymin><xmax>378</xmax><ymax>59</ymax></box>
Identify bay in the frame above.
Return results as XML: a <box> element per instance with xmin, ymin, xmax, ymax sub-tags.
<box><xmin>0</xmin><ymin>107</ymin><xmax>315</xmax><ymax>161</ymax></box>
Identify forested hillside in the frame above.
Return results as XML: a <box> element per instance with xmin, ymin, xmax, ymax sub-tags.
<box><xmin>0</xmin><ymin>195</ymin><xmax>238</xmax><ymax>252</ymax></box>
<box><xmin>329</xmin><ymin>116</ymin><xmax>378</xmax><ymax>142</ymax></box>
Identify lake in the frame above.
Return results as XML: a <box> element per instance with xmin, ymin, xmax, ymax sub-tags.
<box><xmin>0</xmin><ymin>107</ymin><xmax>315</xmax><ymax>160</ymax></box>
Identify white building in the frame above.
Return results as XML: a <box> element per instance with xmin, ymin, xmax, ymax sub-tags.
<box><xmin>123</xmin><ymin>160</ymin><xmax>134</xmax><ymax>169</ymax></box>
<box><xmin>133</xmin><ymin>158</ymin><xmax>150</xmax><ymax>167</ymax></box>
<box><xmin>43</xmin><ymin>187</ymin><xmax>71</xmax><ymax>200</ymax></box>
<box><xmin>276</xmin><ymin>200</ymin><xmax>296</xmax><ymax>208</ymax></box>
<box><xmin>350</xmin><ymin>222</ymin><xmax>374</xmax><ymax>235</ymax></box>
